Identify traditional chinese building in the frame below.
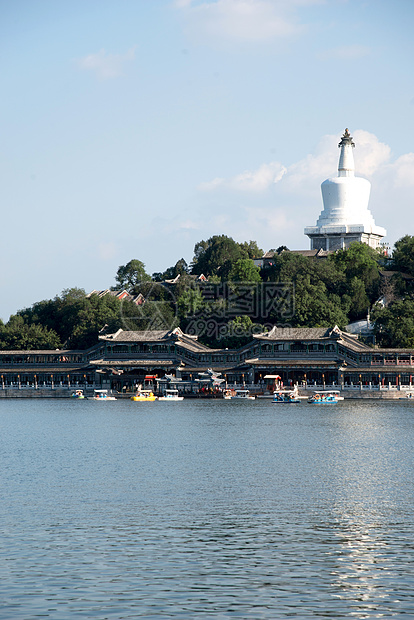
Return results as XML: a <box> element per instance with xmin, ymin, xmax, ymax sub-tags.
<box><xmin>1</xmin><ymin>326</ymin><xmax>413</xmax><ymax>394</ymax></box>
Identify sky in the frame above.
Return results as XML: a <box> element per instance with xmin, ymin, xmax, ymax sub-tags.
<box><xmin>1</xmin><ymin>0</ymin><xmax>414</xmax><ymax>321</ymax></box>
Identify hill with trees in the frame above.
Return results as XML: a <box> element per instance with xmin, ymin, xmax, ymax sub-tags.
<box><xmin>1</xmin><ymin>235</ymin><xmax>414</xmax><ymax>350</ymax></box>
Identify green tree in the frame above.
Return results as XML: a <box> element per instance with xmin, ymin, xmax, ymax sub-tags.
<box><xmin>0</xmin><ymin>316</ymin><xmax>61</xmax><ymax>350</ymax></box>
<box><xmin>115</xmin><ymin>259</ymin><xmax>151</xmax><ymax>290</ymax></box>
<box><xmin>191</xmin><ymin>235</ymin><xmax>247</xmax><ymax>279</ymax></box>
<box><xmin>293</xmin><ymin>276</ymin><xmax>348</xmax><ymax>328</ymax></box>
<box><xmin>218</xmin><ymin>316</ymin><xmax>257</xmax><ymax>349</ymax></box>
<box><xmin>329</xmin><ymin>242</ymin><xmax>381</xmax><ymax>299</ymax></box>
<box><xmin>228</xmin><ymin>258</ymin><xmax>262</xmax><ymax>283</ymax></box>
<box><xmin>177</xmin><ymin>287</ymin><xmax>204</xmax><ymax>320</ymax></box>
<box><xmin>392</xmin><ymin>235</ymin><xmax>414</xmax><ymax>276</ymax></box>
<box><xmin>152</xmin><ymin>258</ymin><xmax>188</xmax><ymax>282</ymax></box>
<box><xmin>372</xmin><ymin>299</ymin><xmax>414</xmax><ymax>347</ymax></box>
<box><xmin>347</xmin><ymin>277</ymin><xmax>370</xmax><ymax>321</ymax></box>
<box><xmin>239</xmin><ymin>240</ymin><xmax>263</xmax><ymax>259</ymax></box>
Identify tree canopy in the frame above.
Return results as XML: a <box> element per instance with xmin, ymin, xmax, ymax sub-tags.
<box><xmin>115</xmin><ymin>259</ymin><xmax>151</xmax><ymax>290</ymax></box>
<box><xmin>391</xmin><ymin>235</ymin><xmax>414</xmax><ymax>276</ymax></box>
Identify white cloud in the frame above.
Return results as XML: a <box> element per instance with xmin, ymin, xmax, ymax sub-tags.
<box><xmin>193</xmin><ymin>129</ymin><xmax>414</xmax><ymax>250</ymax></box>
<box><xmin>198</xmin><ymin>130</ymin><xmax>395</xmax><ymax>196</ymax></box>
<box><xmin>175</xmin><ymin>0</ymin><xmax>315</xmax><ymax>43</ymax></box>
<box><xmin>389</xmin><ymin>153</ymin><xmax>414</xmax><ymax>188</ymax></box>
<box><xmin>351</xmin><ymin>130</ymin><xmax>391</xmax><ymax>176</ymax></box>
<box><xmin>199</xmin><ymin>161</ymin><xmax>287</xmax><ymax>192</ymax></box>
<box><xmin>284</xmin><ymin>130</ymin><xmax>391</xmax><ymax>190</ymax></box>
<box><xmin>77</xmin><ymin>46</ymin><xmax>136</xmax><ymax>79</ymax></box>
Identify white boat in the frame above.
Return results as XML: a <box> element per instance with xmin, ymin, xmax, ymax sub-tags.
<box><xmin>92</xmin><ymin>389</ymin><xmax>116</xmax><ymax>401</ymax></box>
<box><xmin>231</xmin><ymin>389</ymin><xmax>255</xmax><ymax>400</ymax></box>
<box><xmin>158</xmin><ymin>389</ymin><xmax>183</xmax><ymax>401</ymax></box>
<box><xmin>272</xmin><ymin>389</ymin><xmax>301</xmax><ymax>403</ymax></box>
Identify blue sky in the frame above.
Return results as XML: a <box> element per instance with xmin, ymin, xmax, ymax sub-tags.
<box><xmin>1</xmin><ymin>0</ymin><xmax>413</xmax><ymax>320</ymax></box>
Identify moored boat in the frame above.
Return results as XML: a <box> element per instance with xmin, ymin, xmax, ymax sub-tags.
<box><xmin>92</xmin><ymin>389</ymin><xmax>116</xmax><ymax>401</ymax></box>
<box><xmin>272</xmin><ymin>389</ymin><xmax>301</xmax><ymax>403</ymax></box>
<box><xmin>131</xmin><ymin>390</ymin><xmax>157</xmax><ymax>402</ymax></box>
<box><xmin>231</xmin><ymin>389</ymin><xmax>255</xmax><ymax>400</ymax></box>
<box><xmin>158</xmin><ymin>389</ymin><xmax>183</xmax><ymax>401</ymax></box>
<box><xmin>308</xmin><ymin>390</ymin><xmax>341</xmax><ymax>404</ymax></box>
<box><xmin>71</xmin><ymin>389</ymin><xmax>85</xmax><ymax>399</ymax></box>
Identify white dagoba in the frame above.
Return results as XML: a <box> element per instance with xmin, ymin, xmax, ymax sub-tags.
<box><xmin>304</xmin><ymin>128</ymin><xmax>386</xmax><ymax>251</ymax></box>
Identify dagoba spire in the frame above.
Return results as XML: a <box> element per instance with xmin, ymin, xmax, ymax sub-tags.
<box><xmin>304</xmin><ymin>127</ymin><xmax>386</xmax><ymax>251</ymax></box>
<box><xmin>338</xmin><ymin>128</ymin><xmax>355</xmax><ymax>177</ymax></box>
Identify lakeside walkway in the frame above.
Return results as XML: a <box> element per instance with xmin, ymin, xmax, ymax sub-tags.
<box><xmin>0</xmin><ymin>383</ymin><xmax>412</xmax><ymax>399</ymax></box>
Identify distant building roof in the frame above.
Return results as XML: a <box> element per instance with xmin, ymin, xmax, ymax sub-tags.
<box><xmin>164</xmin><ymin>274</ymin><xmax>208</xmax><ymax>284</ymax></box>
<box><xmin>253</xmin><ymin>325</ymin><xmax>371</xmax><ymax>352</ymax></box>
<box><xmin>87</xmin><ymin>289</ymin><xmax>144</xmax><ymax>305</ymax></box>
<box><xmin>99</xmin><ymin>327</ymin><xmax>212</xmax><ymax>352</ymax></box>
<box><xmin>261</xmin><ymin>248</ymin><xmax>332</xmax><ymax>262</ymax></box>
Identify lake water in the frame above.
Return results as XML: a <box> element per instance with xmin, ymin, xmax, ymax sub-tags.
<box><xmin>1</xmin><ymin>397</ymin><xmax>414</xmax><ymax>619</ymax></box>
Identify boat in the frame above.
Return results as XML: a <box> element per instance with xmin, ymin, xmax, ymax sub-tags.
<box><xmin>222</xmin><ymin>389</ymin><xmax>232</xmax><ymax>400</ymax></box>
<box><xmin>131</xmin><ymin>390</ymin><xmax>157</xmax><ymax>402</ymax></box>
<box><xmin>272</xmin><ymin>389</ymin><xmax>301</xmax><ymax>403</ymax></box>
<box><xmin>158</xmin><ymin>389</ymin><xmax>183</xmax><ymax>401</ymax></box>
<box><xmin>71</xmin><ymin>389</ymin><xmax>85</xmax><ymax>399</ymax></box>
<box><xmin>231</xmin><ymin>389</ymin><xmax>255</xmax><ymax>400</ymax></box>
<box><xmin>92</xmin><ymin>389</ymin><xmax>116</xmax><ymax>401</ymax></box>
<box><xmin>308</xmin><ymin>390</ymin><xmax>341</xmax><ymax>404</ymax></box>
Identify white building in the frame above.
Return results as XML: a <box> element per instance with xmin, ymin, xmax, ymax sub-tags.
<box><xmin>304</xmin><ymin>128</ymin><xmax>386</xmax><ymax>251</ymax></box>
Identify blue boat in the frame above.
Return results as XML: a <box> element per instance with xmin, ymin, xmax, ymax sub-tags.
<box><xmin>272</xmin><ymin>389</ymin><xmax>301</xmax><ymax>403</ymax></box>
<box><xmin>308</xmin><ymin>390</ymin><xmax>341</xmax><ymax>404</ymax></box>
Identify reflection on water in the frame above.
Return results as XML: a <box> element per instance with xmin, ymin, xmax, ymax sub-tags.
<box><xmin>0</xmin><ymin>398</ymin><xmax>414</xmax><ymax>618</ymax></box>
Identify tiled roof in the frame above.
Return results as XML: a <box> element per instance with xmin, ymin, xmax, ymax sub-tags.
<box><xmin>253</xmin><ymin>326</ymin><xmax>372</xmax><ymax>351</ymax></box>
<box><xmin>339</xmin><ymin>332</ymin><xmax>371</xmax><ymax>351</ymax></box>
<box><xmin>245</xmin><ymin>359</ymin><xmax>340</xmax><ymax>367</ymax></box>
<box><xmin>99</xmin><ymin>327</ymin><xmax>202</xmax><ymax>344</ymax></box>
<box><xmin>254</xmin><ymin>327</ymin><xmax>332</xmax><ymax>341</ymax></box>
<box><xmin>0</xmin><ymin>349</ymin><xmax>84</xmax><ymax>355</ymax></box>
<box><xmin>176</xmin><ymin>340</ymin><xmax>218</xmax><ymax>353</ymax></box>
<box><xmin>0</xmin><ymin>365</ymin><xmax>90</xmax><ymax>372</ymax></box>
<box><xmin>101</xmin><ymin>329</ymin><xmax>171</xmax><ymax>342</ymax></box>
<box><xmin>262</xmin><ymin>249</ymin><xmax>332</xmax><ymax>259</ymax></box>
<box><xmin>90</xmin><ymin>359</ymin><xmax>174</xmax><ymax>367</ymax></box>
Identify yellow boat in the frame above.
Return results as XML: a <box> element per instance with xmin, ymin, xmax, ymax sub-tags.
<box><xmin>131</xmin><ymin>390</ymin><xmax>157</xmax><ymax>402</ymax></box>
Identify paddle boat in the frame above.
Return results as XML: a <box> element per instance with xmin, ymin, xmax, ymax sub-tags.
<box><xmin>308</xmin><ymin>390</ymin><xmax>341</xmax><ymax>404</ymax></box>
<box><xmin>71</xmin><ymin>389</ymin><xmax>85</xmax><ymax>399</ymax></box>
<box><xmin>92</xmin><ymin>389</ymin><xmax>116</xmax><ymax>401</ymax></box>
<box><xmin>272</xmin><ymin>389</ymin><xmax>301</xmax><ymax>403</ymax></box>
<box><xmin>158</xmin><ymin>389</ymin><xmax>183</xmax><ymax>401</ymax></box>
<box><xmin>131</xmin><ymin>390</ymin><xmax>157</xmax><ymax>402</ymax></box>
<box><xmin>231</xmin><ymin>389</ymin><xmax>255</xmax><ymax>400</ymax></box>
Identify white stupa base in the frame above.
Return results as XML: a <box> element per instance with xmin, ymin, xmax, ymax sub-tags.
<box><xmin>304</xmin><ymin>229</ymin><xmax>385</xmax><ymax>251</ymax></box>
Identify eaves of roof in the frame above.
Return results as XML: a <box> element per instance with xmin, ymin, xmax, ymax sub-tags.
<box><xmin>90</xmin><ymin>359</ymin><xmax>174</xmax><ymax>367</ymax></box>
